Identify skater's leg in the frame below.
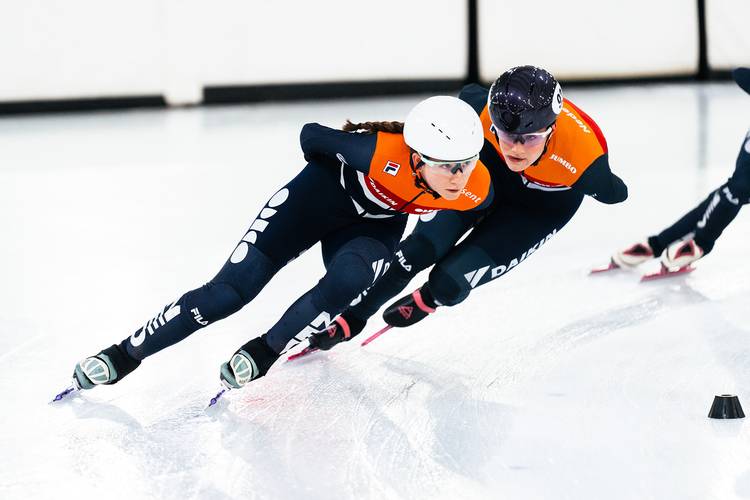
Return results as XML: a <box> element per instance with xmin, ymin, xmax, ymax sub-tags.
<box><xmin>690</xmin><ymin>185</ymin><xmax>743</xmax><ymax>254</ymax></box>
<box><xmin>121</xmin><ymin>163</ymin><xmax>351</xmax><ymax>360</ymax></box>
<box><xmin>303</xmin><ymin>209</ymin><xmax>480</xmax><ymax>349</ymax></box>
<box><xmin>220</xmin><ymin>216</ymin><xmax>408</xmax><ymax>387</ymax></box>
<box><xmin>263</xmin><ymin>214</ymin><xmax>407</xmax><ymax>354</ymax></box>
<box><xmin>652</xmin><ymin>131</ymin><xmax>750</xmax><ymax>255</ymax></box>
<box><xmin>74</xmin><ymin>163</ymin><xmax>350</xmax><ymax>388</ymax></box>
<box><xmin>345</xmin><ymin>209</ymin><xmax>479</xmax><ymax>322</ymax></box>
<box><xmin>649</xmin><ymin>195</ymin><xmax>714</xmax><ymax>256</ymax></box>
<box><xmin>75</xmin><ymin>227</ymin><xmax>281</xmax><ymax>389</ymax></box>
<box><xmin>122</xmin><ymin>244</ymin><xmax>279</xmax><ymax>360</ymax></box>
<box><xmin>692</xmin><ymin>134</ymin><xmax>750</xmax><ymax>252</ymax></box>
<box><xmin>611</xmin><ymin>194</ymin><xmax>715</xmax><ymax>266</ymax></box>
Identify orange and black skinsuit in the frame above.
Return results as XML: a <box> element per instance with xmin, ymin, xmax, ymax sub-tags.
<box><xmin>341</xmin><ymin>84</ymin><xmax>627</xmax><ymax>329</ymax></box>
<box><xmin>109</xmin><ymin>121</ymin><xmax>492</xmax><ymax>373</ymax></box>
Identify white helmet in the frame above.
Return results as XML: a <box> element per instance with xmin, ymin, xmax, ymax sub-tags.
<box><xmin>403</xmin><ymin>96</ymin><xmax>484</xmax><ymax>161</ymax></box>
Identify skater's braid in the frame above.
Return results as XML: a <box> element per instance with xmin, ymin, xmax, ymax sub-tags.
<box><xmin>342</xmin><ymin>120</ymin><xmax>404</xmax><ymax>134</ymax></box>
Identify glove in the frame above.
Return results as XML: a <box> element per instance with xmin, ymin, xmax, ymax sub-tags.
<box><xmin>308</xmin><ymin>313</ymin><xmax>366</xmax><ymax>351</ymax></box>
<box><xmin>382</xmin><ymin>286</ymin><xmax>437</xmax><ymax>328</ymax></box>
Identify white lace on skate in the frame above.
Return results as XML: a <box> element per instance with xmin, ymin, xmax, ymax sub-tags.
<box><xmin>661</xmin><ymin>239</ymin><xmax>704</xmax><ymax>269</ymax></box>
<box><xmin>612</xmin><ymin>241</ymin><xmax>654</xmax><ymax>268</ymax></box>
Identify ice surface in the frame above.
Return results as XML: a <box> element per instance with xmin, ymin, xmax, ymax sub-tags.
<box><xmin>1</xmin><ymin>83</ymin><xmax>749</xmax><ymax>500</ymax></box>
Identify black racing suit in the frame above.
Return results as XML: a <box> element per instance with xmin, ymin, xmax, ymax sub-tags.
<box><xmin>648</xmin><ymin>130</ymin><xmax>750</xmax><ymax>255</ymax></box>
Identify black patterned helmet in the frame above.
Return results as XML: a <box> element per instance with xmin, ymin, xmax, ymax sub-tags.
<box><xmin>488</xmin><ymin>65</ymin><xmax>563</xmax><ymax>134</ymax></box>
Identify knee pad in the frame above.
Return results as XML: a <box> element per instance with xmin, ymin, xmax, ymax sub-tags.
<box><xmin>317</xmin><ymin>237</ymin><xmax>389</xmax><ymax>310</ymax></box>
<box><xmin>178</xmin><ymin>281</ymin><xmax>245</xmax><ymax>327</ymax></box>
<box><xmin>213</xmin><ymin>244</ymin><xmax>278</xmax><ymax>303</ymax></box>
<box><xmin>392</xmin><ymin>233</ymin><xmax>438</xmax><ymax>274</ymax></box>
<box><xmin>179</xmin><ymin>244</ymin><xmax>278</xmax><ymax>327</ymax></box>
<box><xmin>427</xmin><ymin>265</ymin><xmax>471</xmax><ymax>307</ymax></box>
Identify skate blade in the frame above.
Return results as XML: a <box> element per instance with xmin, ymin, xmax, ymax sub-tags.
<box><xmin>286</xmin><ymin>346</ymin><xmax>318</xmax><ymax>362</ymax></box>
<box><xmin>361</xmin><ymin>325</ymin><xmax>393</xmax><ymax>346</ymax></box>
<box><xmin>590</xmin><ymin>260</ymin><xmax>621</xmax><ymax>275</ymax></box>
<box><xmin>641</xmin><ymin>264</ymin><xmax>695</xmax><ymax>282</ymax></box>
<box><xmin>50</xmin><ymin>383</ymin><xmax>78</xmax><ymax>404</ymax></box>
<box><xmin>206</xmin><ymin>387</ymin><xmax>228</xmax><ymax>409</ymax></box>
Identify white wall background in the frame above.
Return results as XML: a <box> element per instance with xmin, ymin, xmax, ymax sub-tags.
<box><xmin>706</xmin><ymin>0</ymin><xmax>750</xmax><ymax>70</ymax></box>
<box><xmin>0</xmin><ymin>0</ymin><xmax>467</xmax><ymax>105</ymax></box>
<box><xmin>0</xmin><ymin>0</ymin><xmax>749</xmax><ymax>105</ymax></box>
<box><xmin>478</xmin><ymin>0</ymin><xmax>699</xmax><ymax>81</ymax></box>
<box><xmin>0</xmin><ymin>1</ymin><xmax>167</xmax><ymax>100</ymax></box>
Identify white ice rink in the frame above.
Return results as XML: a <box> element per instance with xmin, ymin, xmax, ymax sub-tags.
<box><xmin>2</xmin><ymin>82</ymin><xmax>749</xmax><ymax>500</ymax></box>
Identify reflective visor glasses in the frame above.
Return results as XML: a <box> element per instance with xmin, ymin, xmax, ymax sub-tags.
<box><xmin>419</xmin><ymin>153</ymin><xmax>479</xmax><ymax>176</ymax></box>
<box><xmin>493</xmin><ymin>126</ymin><xmax>553</xmax><ymax>146</ymax></box>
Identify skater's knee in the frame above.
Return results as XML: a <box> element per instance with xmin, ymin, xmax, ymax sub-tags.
<box><xmin>318</xmin><ymin>238</ymin><xmax>387</xmax><ymax>306</ymax></box>
<box><xmin>213</xmin><ymin>244</ymin><xmax>278</xmax><ymax>303</ymax></box>
<box><xmin>180</xmin><ymin>246</ymin><xmax>278</xmax><ymax>327</ymax></box>
<box><xmin>427</xmin><ymin>266</ymin><xmax>471</xmax><ymax>307</ymax></box>
<box><xmin>180</xmin><ymin>281</ymin><xmax>245</xmax><ymax>326</ymax></box>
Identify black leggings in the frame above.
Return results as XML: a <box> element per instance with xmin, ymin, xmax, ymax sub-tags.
<box><xmin>651</xmin><ymin>131</ymin><xmax>750</xmax><ymax>255</ymax></box>
<box><xmin>122</xmin><ymin>162</ymin><xmax>406</xmax><ymax>358</ymax></box>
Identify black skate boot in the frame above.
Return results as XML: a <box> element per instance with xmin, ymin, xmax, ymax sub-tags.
<box><xmin>72</xmin><ymin>344</ymin><xmax>141</xmax><ymax>390</ymax></box>
<box><xmin>219</xmin><ymin>335</ymin><xmax>280</xmax><ymax>389</ymax></box>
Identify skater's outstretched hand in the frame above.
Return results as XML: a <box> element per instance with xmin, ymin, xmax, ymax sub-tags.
<box><xmin>308</xmin><ymin>313</ymin><xmax>367</xmax><ymax>351</ymax></box>
<box><xmin>382</xmin><ymin>285</ymin><xmax>437</xmax><ymax>328</ymax></box>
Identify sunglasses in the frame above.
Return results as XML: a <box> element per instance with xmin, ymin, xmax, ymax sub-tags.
<box><xmin>419</xmin><ymin>153</ymin><xmax>479</xmax><ymax>176</ymax></box>
<box><xmin>493</xmin><ymin>125</ymin><xmax>553</xmax><ymax>146</ymax></box>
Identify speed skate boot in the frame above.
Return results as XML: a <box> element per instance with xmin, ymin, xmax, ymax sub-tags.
<box><xmin>219</xmin><ymin>335</ymin><xmax>280</xmax><ymax>389</ymax></box>
<box><xmin>611</xmin><ymin>240</ymin><xmax>655</xmax><ymax>268</ymax></box>
<box><xmin>661</xmin><ymin>239</ymin><xmax>704</xmax><ymax>270</ymax></box>
<box><xmin>72</xmin><ymin>344</ymin><xmax>141</xmax><ymax>390</ymax></box>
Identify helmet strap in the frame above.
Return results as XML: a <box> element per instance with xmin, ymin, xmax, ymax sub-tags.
<box><xmin>409</xmin><ymin>152</ymin><xmax>441</xmax><ymax>199</ymax></box>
